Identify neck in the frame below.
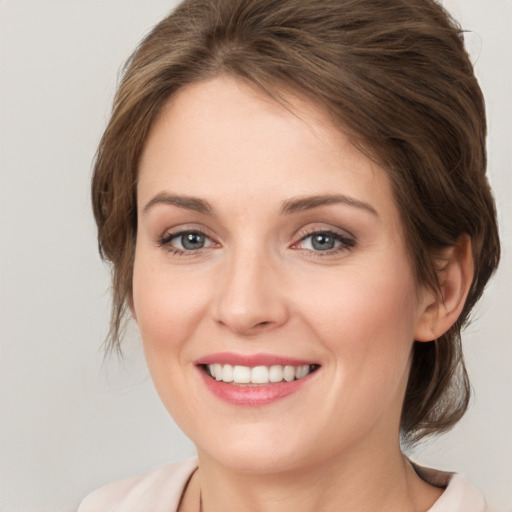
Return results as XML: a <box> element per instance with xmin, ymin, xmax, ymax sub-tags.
<box><xmin>189</xmin><ymin>440</ymin><xmax>441</xmax><ymax>512</ymax></box>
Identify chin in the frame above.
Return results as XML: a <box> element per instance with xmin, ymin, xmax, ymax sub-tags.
<box><xmin>199</xmin><ymin>444</ymin><xmax>315</xmax><ymax>475</ymax></box>
<box><xmin>191</xmin><ymin>421</ymin><xmax>335</xmax><ymax>475</ymax></box>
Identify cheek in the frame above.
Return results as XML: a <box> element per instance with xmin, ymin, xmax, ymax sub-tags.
<box><xmin>132</xmin><ymin>253</ymin><xmax>210</xmax><ymax>357</ymax></box>
<box><xmin>291</xmin><ymin>266</ymin><xmax>418</xmax><ymax>441</ymax></box>
<box><xmin>131</xmin><ymin>252</ymin><xmax>212</xmax><ymax>423</ymax></box>
<box><xmin>297</xmin><ymin>261</ymin><xmax>419</xmax><ymax>380</ymax></box>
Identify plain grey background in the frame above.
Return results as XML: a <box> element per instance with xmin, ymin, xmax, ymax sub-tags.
<box><xmin>0</xmin><ymin>1</ymin><xmax>510</xmax><ymax>511</ymax></box>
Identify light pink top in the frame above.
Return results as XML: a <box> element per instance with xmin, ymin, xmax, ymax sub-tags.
<box><xmin>78</xmin><ymin>459</ymin><xmax>486</xmax><ymax>512</ymax></box>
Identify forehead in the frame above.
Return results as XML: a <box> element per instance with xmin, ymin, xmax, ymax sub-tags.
<box><xmin>137</xmin><ymin>76</ymin><xmax>398</xmax><ymax>226</ymax></box>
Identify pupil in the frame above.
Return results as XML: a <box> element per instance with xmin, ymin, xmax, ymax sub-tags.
<box><xmin>312</xmin><ymin>234</ymin><xmax>334</xmax><ymax>250</ymax></box>
<box><xmin>182</xmin><ymin>232</ymin><xmax>205</xmax><ymax>250</ymax></box>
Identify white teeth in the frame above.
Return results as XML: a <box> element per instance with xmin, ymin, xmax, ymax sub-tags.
<box><xmin>251</xmin><ymin>366</ymin><xmax>269</xmax><ymax>384</ymax></box>
<box><xmin>206</xmin><ymin>363</ymin><xmax>315</xmax><ymax>384</ymax></box>
<box><xmin>283</xmin><ymin>365</ymin><xmax>295</xmax><ymax>382</ymax></box>
<box><xmin>233</xmin><ymin>365</ymin><xmax>251</xmax><ymax>384</ymax></box>
<box><xmin>295</xmin><ymin>364</ymin><xmax>310</xmax><ymax>379</ymax></box>
<box><xmin>269</xmin><ymin>365</ymin><xmax>283</xmax><ymax>383</ymax></box>
<box><xmin>213</xmin><ymin>363</ymin><xmax>223</xmax><ymax>381</ymax></box>
<box><xmin>222</xmin><ymin>364</ymin><xmax>233</xmax><ymax>383</ymax></box>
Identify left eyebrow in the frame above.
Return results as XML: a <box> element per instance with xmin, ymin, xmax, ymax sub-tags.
<box><xmin>142</xmin><ymin>193</ymin><xmax>216</xmax><ymax>216</ymax></box>
<box><xmin>280</xmin><ymin>194</ymin><xmax>379</xmax><ymax>217</ymax></box>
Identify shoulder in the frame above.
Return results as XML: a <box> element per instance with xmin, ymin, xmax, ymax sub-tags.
<box><xmin>428</xmin><ymin>473</ymin><xmax>486</xmax><ymax>512</ymax></box>
<box><xmin>412</xmin><ymin>462</ymin><xmax>487</xmax><ymax>512</ymax></box>
<box><xmin>77</xmin><ymin>458</ymin><xmax>198</xmax><ymax>512</ymax></box>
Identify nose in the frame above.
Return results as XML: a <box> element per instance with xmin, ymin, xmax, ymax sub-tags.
<box><xmin>212</xmin><ymin>247</ymin><xmax>289</xmax><ymax>336</ymax></box>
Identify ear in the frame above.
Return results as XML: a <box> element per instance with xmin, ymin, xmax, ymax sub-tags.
<box><xmin>414</xmin><ymin>236</ymin><xmax>474</xmax><ymax>342</ymax></box>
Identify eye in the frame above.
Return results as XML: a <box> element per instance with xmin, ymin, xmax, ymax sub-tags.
<box><xmin>294</xmin><ymin>229</ymin><xmax>355</xmax><ymax>254</ymax></box>
<box><xmin>303</xmin><ymin>232</ymin><xmax>339</xmax><ymax>251</ymax></box>
<box><xmin>160</xmin><ymin>230</ymin><xmax>215</xmax><ymax>253</ymax></box>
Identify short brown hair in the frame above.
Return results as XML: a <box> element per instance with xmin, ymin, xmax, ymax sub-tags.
<box><xmin>92</xmin><ymin>0</ymin><xmax>500</xmax><ymax>443</ymax></box>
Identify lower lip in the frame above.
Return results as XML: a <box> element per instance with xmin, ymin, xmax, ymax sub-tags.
<box><xmin>198</xmin><ymin>369</ymin><xmax>312</xmax><ymax>406</ymax></box>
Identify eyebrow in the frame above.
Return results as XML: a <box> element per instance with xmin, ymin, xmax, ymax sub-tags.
<box><xmin>280</xmin><ymin>194</ymin><xmax>378</xmax><ymax>216</ymax></box>
<box><xmin>143</xmin><ymin>193</ymin><xmax>216</xmax><ymax>215</ymax></box>
<box><xmin>142</xmin><ymin>192</ymin><xmax>378</xmax><ymax>217</ymax></box>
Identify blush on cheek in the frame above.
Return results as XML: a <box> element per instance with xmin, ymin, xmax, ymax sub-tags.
<box><xmin>133</xmin><ymin>260</ymin><xmax>213</xmax><ymax>355</ymax></box>
<box><xmin>300</xmin><ymin>269</ymin><xmax>417</xmax><ymax>382</ymax></box>
<box><xmin>137</xmin><ymin>294</ymin><xmax>200</xmax><ymax>347</ymax></box>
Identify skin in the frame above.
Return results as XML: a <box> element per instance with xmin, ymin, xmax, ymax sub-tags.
<box><xmin>132</xmin><ymin>76</ymin><xmax>469</xmax><ymax>511</ymax></box>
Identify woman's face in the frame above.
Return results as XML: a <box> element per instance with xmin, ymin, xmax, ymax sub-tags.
<box><xmin>133</xmin><ymin>76</ymin><xmax>432</xmax><ymax>473</ymax></box>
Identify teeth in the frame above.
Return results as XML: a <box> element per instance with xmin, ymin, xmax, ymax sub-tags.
<box><xmin>269</xmin><ymin>365</ymin><xmax>283</xmax><ymax>383</ymax></box>
<box><xmin>213</xmin><ymin>363</ymin><xmax>222</xmax><ymax>381</ymax></box>
<box><xmin>207</xmin><ymin>363</ymin><xmax>315</xmax><ymax>384</ymax></box>
<box><xmin>251</xmin><ymin>366</ymin><xmax>269</xmax><ymax>384</ymax></box>
<box><xmin>296</xmin><ymin>364</ymin><xmax>310</xmax><ymax>379</ymax></box>
<box><xmin>221</xmin><ymin>364</ymin><xmax>233</xmax><ymax>383</ymax></box>
<box><xmin>283</xmin><ymin>365</ymin><xmax>295</xmax><ymax>382</ymax></box>
<box><xmin>233</xmin><ymin>365</ymin><xmax>251</xmax><ymax>384</ymax></box>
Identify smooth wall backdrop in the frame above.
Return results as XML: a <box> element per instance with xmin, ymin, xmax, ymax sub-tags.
<box><xmin>0</xmin><ymin>1</ymin><xmax>510</xmax><ymax>511</ymax></box>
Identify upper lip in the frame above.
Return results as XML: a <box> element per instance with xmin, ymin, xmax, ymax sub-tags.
<box><xmin>195</xmin><ymin>352</ymin><xmax>318</xmax><ymax>367</ymax></box>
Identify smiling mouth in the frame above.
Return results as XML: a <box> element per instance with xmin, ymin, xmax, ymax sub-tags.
<box><xmin>202</xmin><ymin>363</ymin><xmax>320</xmax><ymax>385</ymax></box>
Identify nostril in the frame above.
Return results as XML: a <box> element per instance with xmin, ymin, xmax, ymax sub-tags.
<box><xmin>255</xmin><ymin>321</ymin><xmax>271</xmax><ymax>329</ymax></box>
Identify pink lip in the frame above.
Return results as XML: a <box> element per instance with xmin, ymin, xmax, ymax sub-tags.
<box><xmin>195</xmin><ymin>352</ymin><xmax>314</xmax><ymax>367</ymax></box>
<box><xmin>194</xmin><ymin>352</ymin><xmax>319</xmax><ymax>407</ymax></box>
<box><xmin>198</xmin><ymin>370</ymin><xmax>313</xmax><ymax>406</ymax></box>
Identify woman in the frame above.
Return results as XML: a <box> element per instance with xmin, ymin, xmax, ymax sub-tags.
<box><xmin>79</xmin><ymin>0</ymin><xmax>500</xmax><ymax>510</ymax></box>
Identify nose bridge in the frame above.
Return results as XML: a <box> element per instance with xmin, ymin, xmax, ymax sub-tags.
<box><xmin>213</xmin><ymin>238</ymin><xmax>288</xmax><ymax>335</ymax></box>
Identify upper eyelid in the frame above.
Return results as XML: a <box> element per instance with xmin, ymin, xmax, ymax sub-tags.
<box><xmin>159</xmin><ymin>230</ymin><xmax>217</xmax><ymax>255</ymax></box>
<box><xmin>156</xmin><ymin>224</ymin><xmax>355</xmax><ymax>248</ymax></box>
<box><xmin>159</xmin><ymin>224</ymin><xmax>215</xmax><ymax>239</ymax></box>
<box><xmin>293</xmin><ymin>224</ymin><xmax>355</xmax><ymax>242</ymax></box>
<box><xmin>290</xmin><ymin>226</ymin><xmax>356</xmax><ymax>252</ymax></box>
<box><xmin>161</xmin><ymin>229</ymin><xmax>215</xmax><ymax>245</ymax></box>
<box><xmin>295</xmin><ymin>232</ymin><xmax>354</xmax><ymax>247</ymax></box>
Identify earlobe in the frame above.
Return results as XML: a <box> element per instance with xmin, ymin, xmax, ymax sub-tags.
<box><xmin>414</xmin><ymin>236</ymin><xmax>474</xmax><ymax>342</ymax></box>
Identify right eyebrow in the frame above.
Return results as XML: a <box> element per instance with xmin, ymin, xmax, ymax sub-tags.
<box><xmin>280</xmin><ymin>194</ymin><xmax>378</xmax><ymax>217</ymax></box>
<box><xmin>142</xmin><ymin>193</ymin><xmax>216</xmax><ymax>215</ymax></box>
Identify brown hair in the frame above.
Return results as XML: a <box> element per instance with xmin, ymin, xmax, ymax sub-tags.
<box><xmin>92</xmin><ymin>0</ymin><xmax>500</xmax><ymax>443</ymax></box>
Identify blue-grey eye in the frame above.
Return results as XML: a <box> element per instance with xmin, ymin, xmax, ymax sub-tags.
<box><xmin>310</xmin><ymin>233</ymin><xmax>337</xmax><ymax>250</ymax></box>
<box><xmin>297</xmin><ymin>230</ymin><xmax>354</xmax><ymax>253</ymax></box>
<box><xmin>160</xmin><ymin>229</ymin><xmax>215</xmax><ymax>253</ymax></box>
<box><xmin>180</xmin><ymin>232</ymin><xmax>206</xmax><ymax>250</ymax></box>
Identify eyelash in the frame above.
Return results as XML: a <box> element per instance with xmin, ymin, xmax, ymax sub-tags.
<box><xmin>293</xmin><ymin>229</ymin><xmax>355</xmax><ymax>257</ymax></box>
<box><xmin>158</xmin><ymin>229</ymin><xmax>215</xmax><ymax>256</ymax></box>
<box><xmin>157</xmin><ymin>228</ymin><xmax>355</xmax><ymax>257</ymax></box>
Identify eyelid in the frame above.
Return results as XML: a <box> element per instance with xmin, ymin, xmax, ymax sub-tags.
<box><xmin>157</xmin><ymin>224</ymin><xmax>220</xmax><ymax>254</ymax></box>
<box><xmin>292</xmin><ymin>224</ymin><xmax>355</xmax><ymax>244</ymax></box>
<box><xmin>290</xmin><ymin>225</ymin><xmax>356</xmax><ymax>254</ymax></box>
<box><xmin>156</xmin><ymin>223</ymin><xmax>355</xmax><ymax>256</ymax></box>
<box><xmin>161</xmin><ymin>230</ymin><xmax>214</xmax><ymax>247</ymax></box>
<box><xmin>158</xmin><ymin>223</ymin><xmax>214</xmax><ymax>241</ymax></box>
